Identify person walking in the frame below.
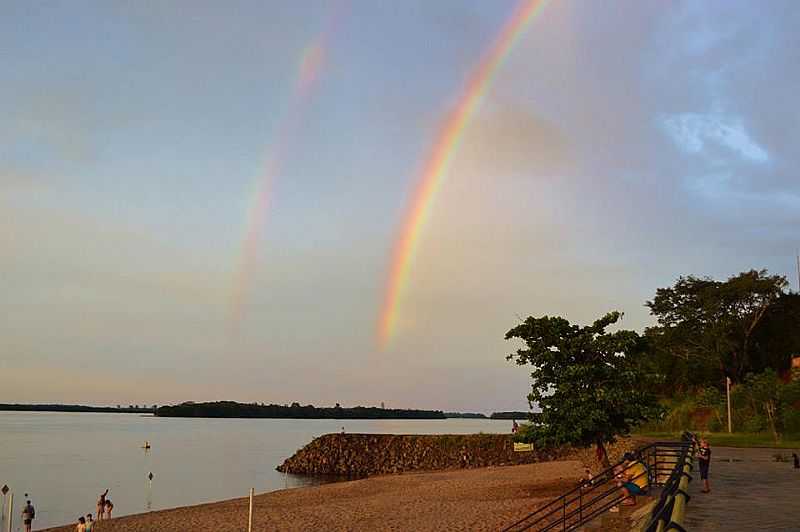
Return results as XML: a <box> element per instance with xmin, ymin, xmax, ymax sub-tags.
<box><xmin>698</xmin><ymin>438</ymin><xmax>712</xmax><ymax>493</ymax></box>
<box><xmin>21</xmin><ymin>499</ymin><xmax>35</xmax><ymax>532</ymax></box>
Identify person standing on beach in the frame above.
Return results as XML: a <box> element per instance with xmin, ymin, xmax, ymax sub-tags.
<box><xmin>97</xmin><ymin>489</ymin><xmax>108</xmax><ymax>520</ymax></box>
<box><xmin>105</xmin><ymin>498</ymin><xmax>114</xmax><ymax>519</ymax></box>
<box><xmin>21</xmin><ymin>499</ymin><xmax>35</xmax><ymax>532</ymax></box>
<box><xmin>76</xmin><ymin>516</ymin><xmax>86</xmax><ymax>532</ymax></box>
<box><xmin>85</xmin><ymin>513</ymin><xmax>95</xmax><ymax>531</ymax></box>
<box><xmin>698</xmin><ymin>438</ymin><xmax>712</xmax><ymax>493</ymax></box>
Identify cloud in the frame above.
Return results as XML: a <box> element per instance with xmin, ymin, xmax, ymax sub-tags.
<box><xmin>661</xmin><ymin>112</ymin><xmax>769</xmax><ymax>163</ymax></box>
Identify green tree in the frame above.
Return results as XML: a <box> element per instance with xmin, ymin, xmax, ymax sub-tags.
<box><xmin>741</xmin><ymin>370</ymin><xmax>783</xmax><ymax>443</ymax></box>
<box><xmin>646</xmin><ymin>270</ymin><xmax>788</xmax><ymax>385</ymax></box>
<box><xmin>750</xmin><ymin>294</ymin><xmax>800</xmax><ymax>375</ymax></box>
<box><xmin>506</xmin><ymin>311</ymin><xmax>662</xmax><ymax>466</ymax></box>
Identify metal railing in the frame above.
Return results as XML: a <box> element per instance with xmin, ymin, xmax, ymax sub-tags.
<box><xmin>502</xmin><ymin>433</ymin><xmax>696</xmax><ymax>532</ymax></box>
<box><xmin>642</xmin><ymin>432</ymin><xmax>696</xmax><ymax>532</ymax></box>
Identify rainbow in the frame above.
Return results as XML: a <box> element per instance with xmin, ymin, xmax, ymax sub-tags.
<box><xmin>230</xmin><ymin>7</ymin><xmax>344</xmax><ymax>336</ymax></box>
<box><xmin>377</xmin><ymin>0</ymin><xmax>549</xmax><ymax>347</ymax></box>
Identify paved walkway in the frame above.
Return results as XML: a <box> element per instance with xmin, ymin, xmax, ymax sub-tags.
<box><xmin>684</xmin><ymin>446</ymin><xmax>800</xmax><ymax>531</ymax></box>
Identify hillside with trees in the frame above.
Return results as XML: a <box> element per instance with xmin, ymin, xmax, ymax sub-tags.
<box><xmin>507</xmin><ymin>268</ymin><xmax>800</xmax><ymax>450</ymax></box>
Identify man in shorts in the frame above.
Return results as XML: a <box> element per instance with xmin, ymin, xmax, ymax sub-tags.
<box><xmin>698</xmin><ymin>438</ymin><xmax>711</xmax><ymax>493</ymax></box>
<box><xmin>21</xmin><ymin>499</ymin><xmax>35</xmax><ymax>532</ymax></box>
<box><xmin>618</xmin><ymin>452</ymin><xmax>648</xmax><ymax>505</ymax></box>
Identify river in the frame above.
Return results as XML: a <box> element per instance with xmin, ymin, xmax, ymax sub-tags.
<box><xmin>0</xmin><ymin>411</ymin><xmax>510</xmax><ymax>529</ymax></box>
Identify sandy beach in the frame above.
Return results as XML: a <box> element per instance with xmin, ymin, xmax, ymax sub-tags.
<box><xmin>42</xmin><ymin>461</ymin><xmax>584</xmax><ymax>531</ymax></box>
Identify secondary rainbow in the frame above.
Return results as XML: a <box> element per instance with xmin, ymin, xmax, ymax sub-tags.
<box><xmin>378</xmin><ymin>0</ymin><xmax>550</xmax><ymax>347</ymax></box>
<box><xmin>230</xmin><ymin>7</ymin><xmax>344</xmax><ymax>336</ymax></box>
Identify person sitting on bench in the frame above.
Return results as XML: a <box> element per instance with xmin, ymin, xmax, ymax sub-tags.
<box><xmin>617</xmin><ymin>452</ymin><xmax>648</xmax><ymax>505</ymax></box>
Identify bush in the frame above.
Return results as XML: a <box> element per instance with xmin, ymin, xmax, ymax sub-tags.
<box><xmin>782</xmin><ymin>409</ymin><xmax>800</xmax><ymax>435</ymax></box>
<box><xmin>664</xmin><ymin>400</ymin><xmax>697</xmax><ymax>431</ymax></box>
<box><xmin>707</xmin><ymin>416</ymin><xmax>723</xmax><ymax>432</ymax></box>
<box><xmin>513</xmin><ymin>423</ymin><xmax>537</xmax><ymax>443</ymax></box>
<box><xmin>696</xmin><ymin>387</ymin><xmax>724</xmax><ymax>408</ymax></box>
<box><xmin>741</xmin><ymin>415</ymin><xmax>767</xmax><ymax>433</ymax></box>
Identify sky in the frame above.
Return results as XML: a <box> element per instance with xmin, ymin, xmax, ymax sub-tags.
<box><xmin>2</xmin><ymin>0</ymin><xmax>799</xmax><ymax>411</ymax></box>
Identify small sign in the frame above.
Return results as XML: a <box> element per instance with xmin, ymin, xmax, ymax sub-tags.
<box><xmin>514</xmin><ymin>442</ymin><xmax>533</xmax><ymax>452</ymax></box>
<box><xmin>1</xmin><ymin>484</ymin><xmax>8</xmax><ymax>495</ymax></box>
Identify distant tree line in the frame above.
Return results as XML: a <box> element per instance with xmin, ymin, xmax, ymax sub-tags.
<box><xmin>156</xmin><ymin>401</ymin><xmax>447</xmax><ymax>419</ymax></box>
<box><xmin>0</xmin><ymin>404</ymin><xmax>155</xmax><ymax>413</ymax></box>
<box><xmin>489</xmin><ymin>411</ymin><xmax>540</xmax><ymax>421</ymax></box>
<box><xmin>444</xmin><ymin>412</ymin><xmax>488</xmax><ymax>418</ymax></box>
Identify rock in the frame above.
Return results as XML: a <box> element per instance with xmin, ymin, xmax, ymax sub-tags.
<box><xmin>276</xmin><ymin>433</ymin><xmax>641</xmax><ymax>477</ymax></box>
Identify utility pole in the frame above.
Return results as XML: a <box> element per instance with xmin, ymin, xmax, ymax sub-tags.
<box><xmin>796</xmin><ymin>252</ymin><xmax>799</xmax><ymax>293</ymax></box>
<box><xmin>726</xmin><ymin>376</ymin><xmax>733</xmax><ymax>434</ymax></box>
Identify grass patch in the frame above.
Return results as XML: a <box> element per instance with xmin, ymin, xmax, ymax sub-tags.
<box><xmin>635</xmin><ymin>430</ymin><xmax>800</xmax><ymax>449</ymax></box>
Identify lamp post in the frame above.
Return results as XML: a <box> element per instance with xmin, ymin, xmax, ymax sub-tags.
<box><xmin>726</xmin><ymin>376</ymin><xmax>733</xmax><ymax>433</ymax></box>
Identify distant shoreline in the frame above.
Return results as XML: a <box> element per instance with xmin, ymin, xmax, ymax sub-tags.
<box><xmin>155</xmin><ymin>401</ymin><xmax>447</xmax><ymax>420</ymax></box>
<box><xmin>1</xmin><ymin>403</ymin><xmax>539</xmax><ymax>421</ymax></box>
<box><xmin>0</xmin><ymin>403</ymin><xmax>154</xmax><ymax>414</ymax></box>
<box><xmin>154</xmin><ymin>401</ymin><xmax>541</xmax><ymax>421</ymax></box>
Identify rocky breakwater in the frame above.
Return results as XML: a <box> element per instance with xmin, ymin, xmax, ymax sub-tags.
<box><xmin>277</xmin><ymin>433</ymin><xmax>640</xmax><ymax>477</ymax></box>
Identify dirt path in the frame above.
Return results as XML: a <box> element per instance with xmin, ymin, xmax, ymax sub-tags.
<box><xmin>42</xmin><ymin>461</ymin><xmax>584</xmax><ymax>532</ymax></box>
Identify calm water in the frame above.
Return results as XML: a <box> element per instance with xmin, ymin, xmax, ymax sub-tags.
<box><xmin>0</xmin><ymin>412</ymin><xmax>508</xmax><ymax>529</ymax></box>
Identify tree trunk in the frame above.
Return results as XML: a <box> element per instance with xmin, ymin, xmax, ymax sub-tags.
<box><xmin>765</xmin><ymin>401</ymin><xmax>780</xmax><ymax>443</ymax></box>
<box><xmin>596</xmin><ymin>438</ymin><xmax>611</xmax><ymax>468</ymax></box>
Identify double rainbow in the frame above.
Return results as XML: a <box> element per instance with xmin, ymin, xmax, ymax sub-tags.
<box><xmin>377</xmin><ymin>0</ymin><xmax>549</xmax><ymax>347</ymax></box>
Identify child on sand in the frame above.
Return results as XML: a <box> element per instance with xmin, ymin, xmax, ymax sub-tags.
<box><xmin>76</xmin><ymin>516</ymin><xmax>86</xmax><ymax>532</ymax></box>
<box><xmin>105</xmin><ymin>499</ymin><xmax>114</xmax><ymax>519</ymax></box>
<box><xmin>85</xmin><ymin>514</ymin><xmax>94</xmax><ymax>531</ymax></box>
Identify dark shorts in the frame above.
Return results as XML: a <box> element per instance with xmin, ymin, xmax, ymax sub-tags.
<box><xmin>24</xmin><ymin>518</ymin><xmax>32</xmax><ymax>525</ymax></box>
<box><xmin>699</xmin><ymin>461</ymin><xmax>710</xmax><ymax>479</ymax></box>
<box><xmin>623</xmin><ymin>482</ymin><xmax>645</xmax><ymax>495</ymax></box>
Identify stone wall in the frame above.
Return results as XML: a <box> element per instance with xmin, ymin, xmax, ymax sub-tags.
<box><xmin>277</xmin><ymin>433</ymin><xmax>641</xmax><ymax>477</ymax></box>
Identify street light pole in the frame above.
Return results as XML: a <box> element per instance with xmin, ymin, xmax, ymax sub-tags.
<box><xmin>726</xmin><ymin>376</ymin><xmax>733</xmax><ymax>433</ymax></box>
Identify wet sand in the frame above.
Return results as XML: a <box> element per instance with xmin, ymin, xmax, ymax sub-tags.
<box><xmin>42</xmin><ymin>461</ymin><xmax>584</xmax><ymax>531</ymax></box>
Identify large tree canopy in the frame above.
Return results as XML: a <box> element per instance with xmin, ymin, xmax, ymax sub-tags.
<box><xmin>506</xmin><ymin>311</ymin><xmax>662</xmax><ymax>466</ymax></box>
<box><xmin>645</xmin><ymin>269</ymin><xmax>789</xmax><ymax>385</ymax></box>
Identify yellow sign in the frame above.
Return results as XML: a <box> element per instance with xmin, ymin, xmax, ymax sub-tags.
<box><xmin>514</xmin><ymin>442</ymin><xmax>533</xmax><ymax>452</ymax></box>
